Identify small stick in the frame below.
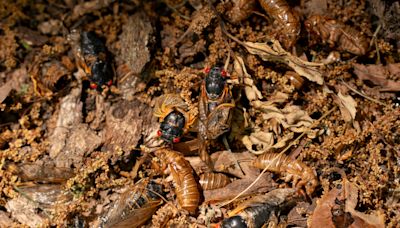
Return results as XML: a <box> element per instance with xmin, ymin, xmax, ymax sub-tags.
<box><xmin>340</xmin><ymin>79</ymin><xmax>388</xmax><ymax>107</ymax></box>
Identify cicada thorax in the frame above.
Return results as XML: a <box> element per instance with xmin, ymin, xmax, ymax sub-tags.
<box><xmin>158</xmin><ymin>110</ymin><xmax>186</xmax><ymax>143</ymax></box>
<box><xmin>79</xmin><ymin>31</ymin><xmax>114</xmax><ymax>90</ymax></box>
<box><xmin>204</xmin><ymin>66</ymin><xmax>227</xmax><ymax>99</ymax></box>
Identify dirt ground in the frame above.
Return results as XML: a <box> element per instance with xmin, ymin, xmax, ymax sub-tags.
<box><xmin>0</xmin><ymin>0</ymin><xmax>399</xmax><ymax>227</ymax></box>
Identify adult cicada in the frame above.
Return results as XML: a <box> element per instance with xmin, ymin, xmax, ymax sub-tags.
<box><xmin>74</xmin><ymin>31</ymin><xmax>114</xmax><ymax>90</ymax></box>
<box><xmin>198</xmin><ymin>67</ymin><xmax>236</xmax><ymax>169</ymax></box>
<box><xmin>154</xmin><ymin>94</ymin><xmax>196</xmax><ymax>144</ymax></box>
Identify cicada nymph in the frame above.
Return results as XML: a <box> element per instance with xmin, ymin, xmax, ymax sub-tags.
<box><xmin>304</xmin><ymin>15</ymin><xmax>369</xmax><ymax>56</ymax></box>
<box><xmin>155</xmin><ymin>148</ymin><xmax>200</xmax><ymax>214</ymax></box>
<box><xmin>253</xmin><ymin>153</ymin><xmax>318</xmax><ymax>196</ymax></box>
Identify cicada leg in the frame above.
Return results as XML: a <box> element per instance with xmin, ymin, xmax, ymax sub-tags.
<box><xmin>222</xmin><ymin>135</ymin><xmax>244</xmax><ymax>175</ymax></box>
<box><xmin>199</xmin><ymin>138</ymin><xmax>214</xmax><ymax>171</ymax></box>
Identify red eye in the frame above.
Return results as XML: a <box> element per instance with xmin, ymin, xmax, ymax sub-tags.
<box><xmin>172</xmin><ymin>137</ymin><xmax>180</xmax><ymax>143</ymax></box>
<box><xmin>221</xmin><ymin>70</ymin><xmax>227</xmax><ymax>77</ymax></box>
<box><xmin>107</xmin><ymin>80</ymin><xmax>113</xmax><ymax>86</ymax></box>
<box><xmin>204</xmin><ymin>67</ymin><xmax>210</xmax><ymax>73</ymax></box>
<box><xmin>157</xmin><ymin>130</ymin><xmax>162</xmax><ymax>137</ymax></box>
<box><xmin>90</xmin><ymin>83</ymin><xmax>98</xmax><ymax>89</ymax></box>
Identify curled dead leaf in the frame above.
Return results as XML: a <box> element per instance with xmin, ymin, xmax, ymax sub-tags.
<box><xmin>334</xmin><ymin>92</ymin><xmax>357</xmax><ymax>122</ymax></box>
<box><xmin>255</xmin><ymin>101</ymin><xmax>314</xmax><ymax>134</ymax></box>
<box><xmin>242</xmin><ymin>129</ymin><xmax>294</xmax><ymax>155</ymax></box>
<box><xmin>310</xmin><ymin>178</ymin><xmax>385</xmax><ymax>228</ymax></box>
<box><xmin>343</xmin><ymin>179</ymin><xmax>386</xmax><ymax>228</ymax></box>
<box><xmin>244</xmin><ymin>40</ymin><xmax>324</xmax><ymax>85</ymax></box>
<box><xmin>242</xmin><ymin>130</ymin><xmax>274</xmax><ymax>154</ymax></box>
<box><xmin>233</xmin><ymin>56</ymin><xmax>262</xmax><ymax>102</ymax></box>
<box><xmin>353</xmin><ymin>63</ymin><xmax>400</xmax><ymax>92</ymax></box>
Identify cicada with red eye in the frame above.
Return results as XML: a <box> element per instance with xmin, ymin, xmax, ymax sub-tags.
<box><xmin>198</xmin><ymin>66</ymin><xmax>235</xmax><ymax>169</ymax></box>
<box><xmin>154</xmin><ymin>94</ymin><xmax>196</xmax><ymax>144</ymax></box>
<box><xmin>75</xmin><ymin>31</ymin><xmax>114</xmax><ymax>90</ymax></box>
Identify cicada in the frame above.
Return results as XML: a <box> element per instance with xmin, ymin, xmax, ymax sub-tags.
<box><xmin>155</xmin><ymin>148</ymin><xmax>200</xmax><ymax>214</ymax></box>
<box><xmin>198</xmin><ymin>66</ymin><xmax>235</xmax><ymax>169</ymax></box>
<box><xmin>75</xmin><ymin>31</ymin><xmax>114</xmax><ymax>90</ymax></box>
<box><xmin>100</xmin><ymin>178</ymin><xmax>164</xmax><ymax>227</ymax></box>
<box><xmin>153</xmin><ymin>94</ymin><xmax>196</xmax><ymax>144</ymax></box>
<box><xmin>253</xmin><ymin>153</ymin><xmax>318</xmax><ymax>196</ymax></box>
<box><xmin>219</xmin><ymin>188</ymin><xmax>300</xmax><ymax>228</ymax></box>
<box><xmin>304</xmin><ymin>15</ymin><xmax>369</xmax><ymax>55</ymax></box>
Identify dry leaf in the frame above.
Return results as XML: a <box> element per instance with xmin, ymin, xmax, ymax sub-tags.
<box><xmin>256</xmin><ymin>101</ymin><xmax>313</xmax><ymax>133</ymax></box>
<box><xmin>242</xmin><ymin>129</ymin><xmax>294</xmax><ymax>155</ymax></box>
<box><xmin>213</xmin><ymin>150</ymin><xmax>259</xmax><ymax>178</ymax></box>
<box><xmin>353</xmin><ymin>63</ymin><xmax>400</xmax><ymax>91</ymax></box>
<box><xmin>242</xmin><ymin>130</ymin><xmax>274</xmax><ymax>154</ymax></box>
<box><xmin>233</xmin><ymin>56</ymin><xmax>262</xmax><ymax>101</ymax></box>
<box><xmin>0</xmin><ymin>67</ymin><xmax>29</xmax><ymax>103</ymax></box>
<box><xmin>282</xmin><ymin>106</ymin><xmax>314</xmax><ymax>132</ymax></box>
<box><xmin>310</xmin><ymin>179</ymin><xmax>385</xmax><ymax>228</ymax></box>
<box><xmin>244</xmin><ymin>40</ymin><xmax>324</xmax><ymax>85</ymax></box>
<box><xmin>344</xmin><ymin>180</ymin><xmax>386</xmax><ymax>228</ymax></box>
<box><xmin>335</xmin><ymin>92</ymin><xmax>357</xmax><ymax>122</ymax></box>
<box><xmin>244</xmin><ymin>93</ymin><xmax>315</xmax><ymax>154</ymax></box>
<box><xmin>271</xmin><ymin>132</ymin><xmax>294</xmax><ymax>148</ymax></box>
<box><xmin>186</xmin><ymin>151</ymin><xmax>260</xmax><ymax>178</ymax></box>
<box><xmin>309</xmin><ymin>188</ymin><xmax>339</xmax><ymax>228</ymax></box>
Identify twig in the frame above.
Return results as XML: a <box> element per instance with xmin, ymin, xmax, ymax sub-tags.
<box><xmin>370</xmin><ymin>24</ymin><xmax>381</xmax><ymax>64</ymax></box>
<box><xmin>340</xmin><ymin>79</ymin><xmax>388</xmax><ymax>107</ymax></box>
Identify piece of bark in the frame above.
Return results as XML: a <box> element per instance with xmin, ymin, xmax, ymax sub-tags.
<box><xmin>48</xmin><ymin>87</ymin><xmax>102</xmax><ymax>168</ymax></box>
<box><xmin>6</xmin><ymin>196</ymin><xmax>48</xmax><ymax>227</ymax></box>
<box><xmin>118</xmin><ymin>11</ymin><xmax>154</xmax><ymax>75</ymax></box>
<box><xmin>53</xmin><ymin>124</ymin><xmax>103</xmax><ymax>168</ymax></box>
<box><xmin>48</xmin><ymin>87</ymin><xmax>83</xmax><ymax>159</ymax></box>
<box><xmin>103</xmin><ymin>99</ymin><xmax>154</xmax><ymax>152</ymax></box>
<box><xmin>0</xmin><ymin>211</ymin><xmax>14</xmax><ymax>227</ymax></box>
